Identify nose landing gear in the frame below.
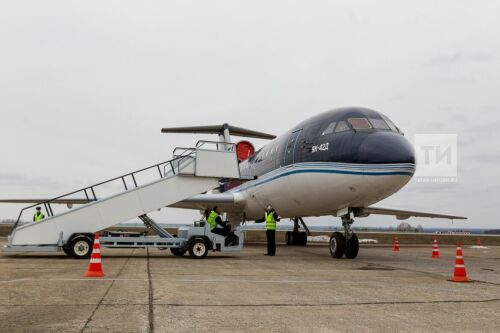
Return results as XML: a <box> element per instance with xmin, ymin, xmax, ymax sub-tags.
<box><xmin>329</xmin><ymin>214</ymin><xmax>359</xmax><ymax>259</ymax></box>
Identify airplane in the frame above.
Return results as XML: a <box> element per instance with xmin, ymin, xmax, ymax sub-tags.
<box><xmin>0</xmin><ymin>107</ymin><xmax>466</xmax><ymax>259</ymax></box>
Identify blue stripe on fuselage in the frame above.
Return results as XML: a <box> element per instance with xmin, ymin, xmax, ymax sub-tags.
<box><xmin>233</xmin><ymin>163</ymin><xmax>415</xmax><ymax>193</ymax></box>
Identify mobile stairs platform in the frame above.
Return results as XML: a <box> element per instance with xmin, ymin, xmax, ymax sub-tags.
<box><xmin>4</xmin><ymin>141</ymin><xmax>244</xmax><ymax>259</ymax></box>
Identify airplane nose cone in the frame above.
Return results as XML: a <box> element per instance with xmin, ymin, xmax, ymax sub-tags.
<box><xmin>358</xmin><ymin>132</ymin><xmax>415</xmax><ymax>164</ymax></box>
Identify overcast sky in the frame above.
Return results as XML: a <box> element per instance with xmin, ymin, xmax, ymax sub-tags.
<box><xmin>0</xmin><ymin>1</ymin><xmax>499</xmax><ymax>229</ymax></box>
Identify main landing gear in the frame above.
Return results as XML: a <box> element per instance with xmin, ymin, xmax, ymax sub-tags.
<box><xmin>285</xmin><ymin>217</ymin><xmax>310</xmax><ymax>246</ymax></box>
<box><xmin>329</xmin><ymin>214</ymin><xmax>359</xmax><ymax>259</ymax></box>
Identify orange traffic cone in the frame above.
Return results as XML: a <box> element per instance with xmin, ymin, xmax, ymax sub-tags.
<box><xmin>393</xmin><ymin>237</ymin><xmax>400</xmax><ymax>253</ymax></box>
<box><xmin>476</xmin><ymin>238</ymin><xmax>482</xmax><ymax>246</ymax></box>
<box><xmin>432</xmin><ymin>239</ymin><xmax>440</xmax><ymax>258</ymax></box>
<box><xmin>84</xmin><ymin>233</ymin><xmax>105</xmax><ymax>278</ymax></box>
<box><xmin>448</xmin><ymin>242</ymin><xmax>471</xmax><ymax>282</ymax></box>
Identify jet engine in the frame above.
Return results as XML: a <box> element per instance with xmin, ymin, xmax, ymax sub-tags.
<box><xmin>236</xmin><ymin>141</ymin><xmax>255</xmax><ymax>162</ymax></box>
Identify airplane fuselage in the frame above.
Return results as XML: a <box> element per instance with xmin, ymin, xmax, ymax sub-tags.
<box><xmin>227</xmin><ymin>107</ymin><xmax>416</xmax><ymax>220</ymax></box>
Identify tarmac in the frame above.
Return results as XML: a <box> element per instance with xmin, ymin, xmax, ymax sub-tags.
<box><xmin>1</xmin><ymin>238</ymin><xmax>500</xmax><ymax>332</ymax></box>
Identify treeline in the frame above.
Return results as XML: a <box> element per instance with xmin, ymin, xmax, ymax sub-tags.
<box><xmin>396</xmin><ymin>222</ymin><xmax>424</xmax><ymax>232</ymax></box>
<box><xmin>353</xmin><ymin>223</ymin><xmax>424</xmax><ymax>233</ymax></box>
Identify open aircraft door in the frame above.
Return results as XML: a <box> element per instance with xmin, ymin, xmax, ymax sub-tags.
<box><xmin>283</xmin><ymin>129</ymin><xmax>303</xmax><ymax>165</ymax></box>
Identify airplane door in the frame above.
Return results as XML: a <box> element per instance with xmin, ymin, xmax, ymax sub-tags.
<box><xmin>283</xmin><ymin>129</ymin><xmax>303</xmax><ymax>165</ymax></box>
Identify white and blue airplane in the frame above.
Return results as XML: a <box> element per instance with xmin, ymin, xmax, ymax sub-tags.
<box><xmin>1</xmin><ymin>107</ymin><xmax>466</xmax><ymax>259</ymax></box>
<box><xmin>165</xmin><ymin>106</ymin><xmax>466</xmax><ymax>259</ymax></box>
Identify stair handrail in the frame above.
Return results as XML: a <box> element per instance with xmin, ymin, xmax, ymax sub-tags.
<box><xmin>12</xmin><ymin>150</ymin><xmax>197</xmax><ymax>232</ymax></box>
<box><xmin>195</xmin><ymin>140</ymin><xmax>236</xmax><ymax>151</ymax></box>
<box><xmin>11</xmin><ymin>140</ymin><xmax>237</xmax><ymax>232</ymax></box>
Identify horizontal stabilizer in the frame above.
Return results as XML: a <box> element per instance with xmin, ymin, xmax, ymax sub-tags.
<box><xmin>161</xmin><ymin>124</ymin><xmax>276</xmax><ymax>140</ymax></box>
<box><xmin>355</xmin><ymin>206</ymin><xmax>467</xmax><ymax>220</ymax></box>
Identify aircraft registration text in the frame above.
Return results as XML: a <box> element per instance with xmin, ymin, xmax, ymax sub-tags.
<box><xmin>312</xmin><ymin>143</ymin><xmax>329</xmax><ymax>153</ymax></box>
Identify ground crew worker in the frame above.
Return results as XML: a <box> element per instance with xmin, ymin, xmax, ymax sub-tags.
<box><xmin>206</xmin><ymin>206</ymin><xmax>236</xmax><ymax>245</ymax></box>
<box><xmin>256</xmin><ymin>205</ymin><xmax>280</xmax><ymax>256</ymax></box>
<box><xmin>33</xmin><ymin>207</ymin><xmax>45</xmax><ymax>222</ymax></box>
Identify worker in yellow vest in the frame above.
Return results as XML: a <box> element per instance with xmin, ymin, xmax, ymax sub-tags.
<box><xmin>256</xmin><ymin>205</ymin><xmax>280</xmax><ymax>256</ymax></box>
<box><xmin>206</xmin><ymin>206</ymin><xmax>237</xmax><ymax>246</ymax></box>
<box><xmin>33</xmin><ymin>207</ymin><xmax>45</xmax><ymax>222</ymax></box>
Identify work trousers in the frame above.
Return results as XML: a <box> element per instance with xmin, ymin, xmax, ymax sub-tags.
<box><xmin>211</xmin><ymin>226</ymin><xmax>236</xmax><ymax>243</ymax></box>
<box><xmin>211</xmin><ymin>227</ymin><xmax>230</xmax><ymax>237</ymax></box>
<box><xmin>266</xmin><ymin>230</ymin><xmax>276</xmax><ymax>255</ymax></box>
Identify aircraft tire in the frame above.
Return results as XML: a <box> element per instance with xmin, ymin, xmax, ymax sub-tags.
<box><xmin>297</xmin><ymin>232</ymin><xmax>308</xmax><ymax>246</ymax></box>
<box><xmin>345</xmin><ymin>233</ymin><xmax>359</xmax><ymax>259</ymax></box>
<box><xmin>329</xmin><ymin>232</ymin><xmax>345</xmax><ymax>259</ymax></box>
<box><xmin>288</xmin><ymin>231</ymin><xmax>307</xmax><ymax>245</ymax></box>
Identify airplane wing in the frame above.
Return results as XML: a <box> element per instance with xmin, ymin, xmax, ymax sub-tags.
<box><xmin>0</xmin><ymin>193</ymin><xmax>236</xmax><ymax>211</ymax></box>
<box><xmin>354</xmin><ymin>206</ymin><xmax>467</xmax><ymax>220</ymax></box>
<box><xmin>171</xmin><ymin>193</ymin><xmax>237</xmax><ymax>210</ymax></box>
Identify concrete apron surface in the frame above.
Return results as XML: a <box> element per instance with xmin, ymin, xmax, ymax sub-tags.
<box><xmin>0</xmin><ymin>239</ymin><xmax>499</xmax><ymax>332</ymax></box>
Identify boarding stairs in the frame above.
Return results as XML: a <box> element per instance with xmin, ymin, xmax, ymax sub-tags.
<box><xmin>138</xmin><ymin>214</ymin><xmax>173</xmax><ymax>238</ymax></box>
<box><xmin>5</xmin><ymin>141</ymin><xmax>240</xmax><ymax>251</ymax></box>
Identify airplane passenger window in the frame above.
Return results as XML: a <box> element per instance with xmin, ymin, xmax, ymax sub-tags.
<box><xmin>348</xmin><ymin>118</ymin><xmax>372</xmax><ymax>130</ymax></box>
<box><xmin>321</xmin><ymin>122</ymin><xmax>336</xmax><ymax>135</ymax></box>
<box><xmin>369</xmin><ymin>118</ymin><xmax>390</xmax><ymax>130</ymax></box>
<box><xmin>335</xmin><ymin>121</ymin><xmax>350</xmax><ymax>132</ymax></box>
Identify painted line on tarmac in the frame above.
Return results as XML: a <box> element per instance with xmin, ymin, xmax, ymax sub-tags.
<box><xmin>3</xmin><ymin>299</ymin><xmax>500</xmax><ymax>308</ymax></box>
<box><xmin>146</xmin><ymin>248</ymin><xmax>154</xmax><ymax>333</ymax></box>
<box><xmin>79</xmin><ymin>249</ymin><xmax>135</xmax><ymax>333</ymax></box>
<box><xmin>0</xmin><ymin>277</ymin><xmax>496</xmax><ymax>300</ymax></box>
<box><xmin>0</xmin><ymin>278</ymin><xmax>143</xmax><ymax>284</ymax></box>
<box><xmin>0</xmin><ymin>278</ymin><xmax>363</xmax><ymax>284</ymax></box>
<box><xmin>153</xmin><ymin>298</ymin><xmax>500</xmax><ymax>307</ymax></box>
<box><xmin>1</xmin><ymin>277</ymin><xmax>498</xmax><ymax>291</ymax></box>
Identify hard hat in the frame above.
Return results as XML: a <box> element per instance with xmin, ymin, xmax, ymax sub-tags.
<box><xmin>36</xmin><ymin>206</ymin><xmax>41</xmax><ymax>211</ymax></box>
<box><xmin>267</xmin><ymin>205</ymin><xmax>272</xmax><ymax>211</ymax></box>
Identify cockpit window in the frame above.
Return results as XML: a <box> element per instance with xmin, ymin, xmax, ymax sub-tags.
<box><xmin>321</xmin><ymin>122</ymin><xmax>336</xmax><ymax>135</ymax></box>
<box><xmin>335</xmin><ymin>121</ymin><xmax>350</xmax><ymax>133</ymax></box>
<box><xmin>348</xmin><ymin>118</ymin><xmax>372</xmax><ymax>130</ymax></box>
<box><xmin>381</xmin><ymin>115</ymin><xmax>401</xmax><ymax>133</ymax></box>
<box><xmin>369</xmin><ymin>118</ymin><xmax>390</xmax><ymax>130</ymax></box>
